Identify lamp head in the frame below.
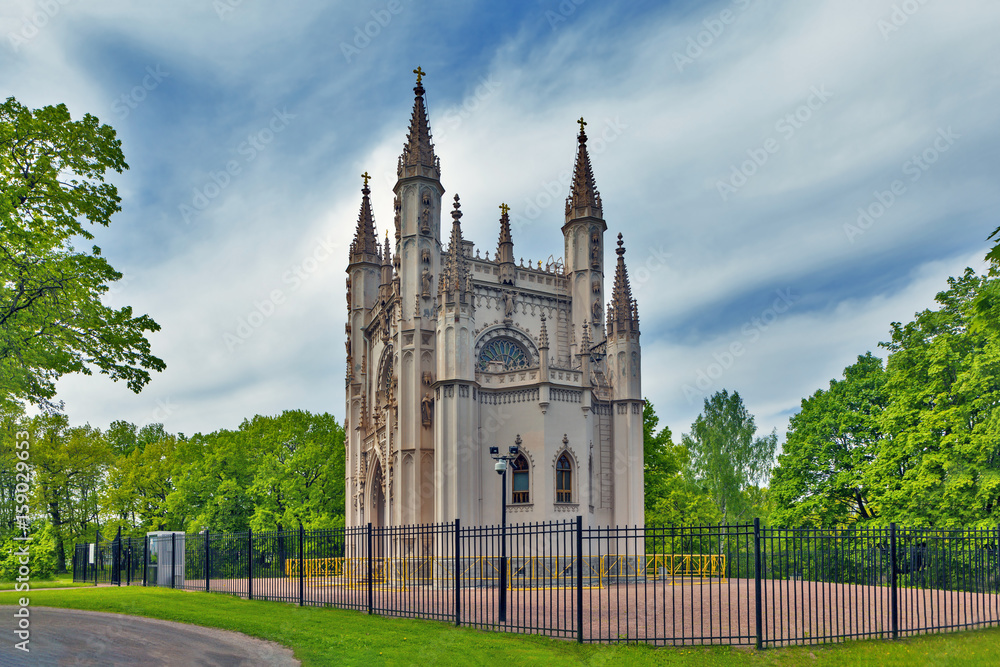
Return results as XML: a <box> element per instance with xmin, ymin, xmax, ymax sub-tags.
<box><xmin>495</xmin><ymin>459</ymin><xmax>508</xmax><ymax>475</ymax></box>
<box><xmin>509</xmin><ymin>445</ymin><xmax>519</xmax><ymax>456</ymax></box>
<box><xmin>489</xmin><ymin>446</ymin><xmax>499</xmax><ymax>456</ymax></box>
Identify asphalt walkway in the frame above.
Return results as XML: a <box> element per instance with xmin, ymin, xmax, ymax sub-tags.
<box><xmin>0</xmin><ymin>606</ymin><xmax>299</xmax><ymax>666</ymax></box>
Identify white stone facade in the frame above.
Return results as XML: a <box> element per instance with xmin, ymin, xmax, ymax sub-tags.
<box><xmin>344</xmin><ymin>75</ymin><xmax>643</xmax><ymax>530</ymax></box>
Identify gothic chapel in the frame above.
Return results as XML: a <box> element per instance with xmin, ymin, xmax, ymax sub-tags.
<box><xmin>345</xmin><ymin>70</ymin><xmax>643</xmax><ymax>529</ymax></box>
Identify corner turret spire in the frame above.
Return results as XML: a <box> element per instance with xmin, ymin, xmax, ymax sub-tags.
<box><xmin>607</xmin><ymin>233</ymin><xmax>639</xmax><ymax>336</ymax></box>
<box><xmin>565</xmin><ymin>117</ymin><xmax>603</xmax><ymax>221</ymax></box>
<box><xmin>442</xmin><ymin>194</ymin><xmax>470</xmax><ymax>304</ymax></box>
<box><xmin>398</xmin><ymin>66</ymin><xmax>440</xmax><ymax>180</ymax></box>
<box><xmin>496</xmin><ymin>202</ymin><xmax>515</xmax><ymax>286</ymax></box>
<box><xmin>350</xmin><ymin>172</ymin><xmax>379</xmax><ymax>264</ymax></box>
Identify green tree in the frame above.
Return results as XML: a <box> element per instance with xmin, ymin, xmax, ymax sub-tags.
<box><xmin>103</xmin><ymin>426</ymin><xmax>179</xmax><ymax>533</ymax></box>
<box><xmin>770</xmin><ymin>353</ymin><xmax>886</xmax><ymax>528</ymax></box>
<box><xmin>246</xmin><ymin>410</ymin><xmax>345</xmax><ymax>532</ymax></box>
<box><xmin>27</xmin><ymin>414</ymin><xmax>112</xmax><ymax>571</ymax></box>
<box><xmin>683</xmin><ymin>390</ymin><xmax>777</xmax><ymax>524</ymax></box>
<box><xmin>0</xmin><ymin>97</ymin><xmax>164</xmax><ymax>409</ymax></box>
<box><xmin>642</xmin><ymin>399</ymin><xmax>719</xmax><ymax>527</ymax></box>
<box><xmin>866</xmin><ymin>269</ymin><xmax>1000</xmax><ymax>527</ymax></box>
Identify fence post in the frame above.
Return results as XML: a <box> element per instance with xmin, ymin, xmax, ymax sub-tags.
<box><xmin>454</xmin><ymin>518</ymin><xmax>460</xmax><ymax>627</ymax></box>
<box><xmin>754</xmin><ymin>518</ymin><xmax>763</xmax><ymax>650</ymax></box>
<box><xmin>890</xmin><ymin>523</ymin><xmax>898</xmax><ymax>640</ymax></box>
<box><xmin>576</xmin><ymin>515</ymin><xmax>584</xmax><ymax>644</ymax></box>
<box><xmin>170</xmin><ymin>532</ymin><xmax>176</xmax><ymax>589</ymax></box>
<box><xmin>299</xmin><ymin>523</ymin><xmax>305</xmax><ymax>607</ymax></box>
<box><xmin>248</xmin><ymin>527</ymin><xmax>253</xmax><ymax>600</ymax></box>
<box><xmin>114</xmin><ymin>526</ymin><xmax>122</xmax><ymax>587</ymax></box>
<box><xmin>367</xmin><ymin>522</ymin><xmax>373</xmax><ymax>615</ymax></box>
<box><xmin>126</xmin><ymin>538</ymin><xmax>132</xmax><ymax>587</ymax></box>
<box><xmin>205</xmin><ymin>531</ymin><xmax>210</xmax><ymax>592</ymax></box>
<box><xmin>142</xmin><ymin>536</ymin><xmax>147</xmax><ymax>587</ymax></box>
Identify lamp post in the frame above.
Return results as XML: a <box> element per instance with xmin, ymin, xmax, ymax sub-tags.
<box><xmin>489</xmin><ymin>435</ymin><xmax>521</xmax><ymax>623</ymax></box>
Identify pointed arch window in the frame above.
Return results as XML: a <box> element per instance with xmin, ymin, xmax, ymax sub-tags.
<box><xmin>556</xmin><ymin>454</ymin><xmax>573</xmax><ymax>503</ymax></box>
<box><xmin>511</xmin><ymin>454</ymin><xmax>529</xmax><ymax>504</ymax></box>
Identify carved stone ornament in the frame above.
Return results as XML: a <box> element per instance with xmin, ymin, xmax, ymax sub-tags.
<box><xmin>421</xmin><ymin>392</ymin><xmax>434</xmax><ymax>427</ymax></box>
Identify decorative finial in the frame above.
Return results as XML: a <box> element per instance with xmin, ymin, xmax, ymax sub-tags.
<box><xmin>362</xmin><ymin>171</ymin><xmax>371</xmax><ymax>187</ymax></box>
<box><xmin>616</xmin><ymin>232</ymin><xmax>625</xmax><ymax>255</ymax></box>
<box><xmin>499</xmin><ymin>202</ymin><xmax>510</xmax><ymax>216</ymax></box>
<box><xmin>453</xmin><ymin>193</ymin><xmax>461</xmax><ymax>209</ymax></box>
<box><xmin>577</xmin><ymin>117</ymin><xmax>587</xmax><ymax>133</ymax></box>
<box><xmin>413</xmin><ymin>66</ymin><xmax>426</xmax><ymax>85</ymax></box>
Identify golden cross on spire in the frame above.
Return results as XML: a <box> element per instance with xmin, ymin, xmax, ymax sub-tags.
<box><xmin>413</xmin><ymin>66</ymin><xmax>426</xmax><ymax>84</ymax></box>
<box><xmin>362</xmin><ymin>171</ymin><xmax>371</xmax><ymax>187</ymax></box>
<box><xmin>499</xmin><ymin>203</ymin><xmax>510</xmax><ymax>216</ymax></box>
<box><xmin>577</xmin><ymin>117</ymin><xmax>587</xmax><ymax>133</ymax></box>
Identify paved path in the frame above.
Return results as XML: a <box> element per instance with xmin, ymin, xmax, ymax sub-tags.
<box><xmin>0</xmin><ymin>607</ymin><xmax>299</xmax><ymax>666</ymax></box>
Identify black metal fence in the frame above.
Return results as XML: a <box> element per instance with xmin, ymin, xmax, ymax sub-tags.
<box><xmin>72</xmin><ymin>519</ymin><xmax>1000</xmax><ymax>647</ymax></box>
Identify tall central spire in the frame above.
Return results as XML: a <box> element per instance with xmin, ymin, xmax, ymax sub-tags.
<box><xmin>398</xmin><ymin>66</ymin><xmax>439</xmax><ymax>180</ymax></box>
<box><xmin>565</xmin><ymin>117</ymin><xmax>602</xmax><ymax>221</ymax></box>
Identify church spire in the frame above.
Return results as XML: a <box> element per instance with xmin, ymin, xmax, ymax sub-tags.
<box><xmin>442</xmin><ymin>194</ymin><xmax>470</xmax><ymax>303</ymax></box>
<box><xmin>350</xmin><ymin>172</ymin><xmax>379</xmax><ymax>264</ymax></box>
<box><xmin>496</xmin><ymin>202</ymin><xmax>515</xmax><ymax>286</ymax></box>
<box><xmin>607</xmin><ymin>233</ymin><xmax>639</xmax><ymax>335</ymax></box>
<box><xmin>565</xmin><ymin>117</ymin><xmax>603</xmax><ymax>221</ymax></box>
<box><xmin>398</xmin><ymin>66</ymin><xmax>440</xmax><ymax>180</ymax></box>
<box><xmin>380</xmin><ymin>231</ymin><xmax>393</xmax><ymax>287</ymax></box>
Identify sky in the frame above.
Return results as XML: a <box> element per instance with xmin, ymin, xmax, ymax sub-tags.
<box><xmin>2</xmin><ymin>0</ymin><xmax>999</xmax><ymax>444</ymax></box>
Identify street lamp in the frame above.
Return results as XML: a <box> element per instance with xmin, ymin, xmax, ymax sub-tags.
<box><xmin>489</xmin><ymin>435</ymin><xmax>521</xmax><ymax>623</ymax></box>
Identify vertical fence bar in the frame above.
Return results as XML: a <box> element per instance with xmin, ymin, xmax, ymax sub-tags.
<box><xmin>367</xmin><ymin>522</ymin><xmax>373</xmax><ymax>615</ymax></box>
<box><xmin>170</xmin><ymin>532</ymin><xmax>176</xmax><ymax>589</ymax></box>
<box><xmin>142</xmin><ymin>536</ymin><xmax>147</xmax><ymax>586</ymax></box>
<box><xmin>890</xmin><ymin>523</ymin><xmax>898</xmax><ymax>640</ymax></box>
<box><xmin>754</xmin><ymin>518</ymin><xmax>763</xmax><ymax>650</ymax></box>
<box><xmin>299</xmin><ymin>524</ymin><xmax>305</xmax><ymax>607</ymax></box>
<box><xmin>576</xmin><ymin>515</ymin><xmax>584</xmax><ymax>644</ymax></box>
<box><xmin>248</xmin><ymin>527</ymin><xmax>253</xmax><ymax>600</ymax></box>
<box><xmin>205</xmin><ymin>530</ymin><xmax>210</xmax><ymax>592</ymax></box>
<box><xmin>454</xmin><ymin>519</ymin><xmax>461</xmax><ymax>627</ymax></box>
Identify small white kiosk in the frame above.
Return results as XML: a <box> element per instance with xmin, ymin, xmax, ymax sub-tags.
<box><xmin>147</xmin><ymin>531</ymin><xmax>186</xmax><ymax>587</ymax></box>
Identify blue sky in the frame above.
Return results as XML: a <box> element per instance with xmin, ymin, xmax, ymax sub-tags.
<box><xmin>2</xmin><ymin>0</ymin><xmax>998</xmax><ymax>443</ymax></box>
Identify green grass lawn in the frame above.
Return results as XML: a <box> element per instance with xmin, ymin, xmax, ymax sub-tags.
<box><xmin>0</xmin><ymin>574</ymin><xmax>92</xmax><ymax>591</ymax></box>
<box><xmin>0</xmin><ymin>587</ymin><xmax>996</xmax><ymax>665</ymax></box>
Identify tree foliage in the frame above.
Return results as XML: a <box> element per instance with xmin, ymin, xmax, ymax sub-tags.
<box><xmin>770</xmin><ymin>353</ymin><xmax>886</xmax><ymax>528</ymax></box>
<box><xmin>683</xmin><ymin>390</ymin><xmax>777</xmax><ymax>524</ymax></box>
<box><xmin>0</xmin><ymin>96</ymin><xmax>164</xmax><ymax>409</ymax></box>
<box><xmin>774</xmin><ymin>268</ymin><xmax>1000</xmax><ymax>528</ymax></box>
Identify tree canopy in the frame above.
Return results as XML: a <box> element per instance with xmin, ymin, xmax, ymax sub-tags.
<box><xmin>0</xmin><ymin>96</ymin><xmax>163</xmax><ymax>409</ymax></box>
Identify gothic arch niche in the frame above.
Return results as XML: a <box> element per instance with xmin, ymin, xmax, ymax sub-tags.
<box><xmin>376</xmin><ymin>345</ymin><xmax>393</xmax><ymax>407</ymax></box>
<box><xmin>474</xmin><ymin>326</ymin><xmax>539</xmax><ymax>372</ymax></box>
<box><xmin>369</xmin><ymin>458</ymin><xmax>386</xmax><ymax>529</ymax></box>
<box><xmin>552</xmin><ymin>442</ymin><xmax>579</xmax><ymax>505</ymax></box>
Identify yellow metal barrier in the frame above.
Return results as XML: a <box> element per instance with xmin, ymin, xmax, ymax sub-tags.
<box><xmin>286</xmin><ymin>553</ymin><xmax>726</xmax><ymax>590</ymax></box>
